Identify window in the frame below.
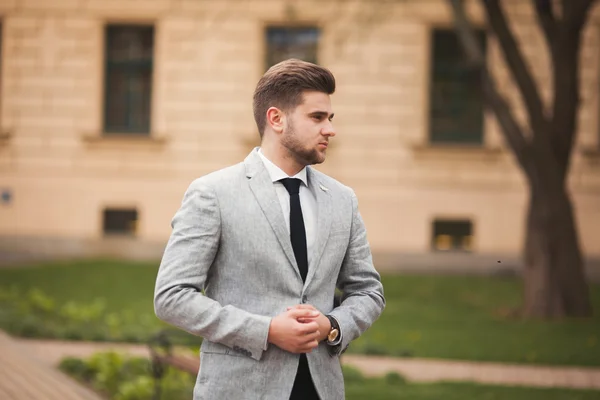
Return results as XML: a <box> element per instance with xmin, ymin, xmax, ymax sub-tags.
<box><xmin>103</xmin><ymin>208</ymin><xmax>138</xmax><ymax>235</ymax></box>
<box><xmin>104</xmin><ymin>25</ymin><xmax>154</xmax><ymax>134</ymax></box>
<box><xmin>431</xmin><ymin>219</ymin><xmax>473</xmax><ymax>251</ymax></box>
<box><xmin>1</xmin><ymin>188</ymin><xmax>11</xmax><ymax>205</ymax></box>
<box><xmin>265</xmin><ymin>26</ymin><xmax>319</xmax><ymax>70</ymax></box>
<box><xmin>429</xmin><ymin>29</ymin><xmax>486</xmax><ymax>144</ymax></box>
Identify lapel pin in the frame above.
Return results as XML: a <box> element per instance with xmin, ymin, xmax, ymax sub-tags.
<box><xmin>319</xmin><ymin>184</ymin><xmax>329</xmax><ymax>192</ymax></box>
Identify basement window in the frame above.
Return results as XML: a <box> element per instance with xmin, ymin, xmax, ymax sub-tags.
<box><xmin>432</xmin><ymin>219</ymin><xmax>473</xmax><ymax>252</ymax></box>
<box><xmin>103</xmin><ymin>208</ymin><xmax>138</xmax><ymax>235</ymax></box>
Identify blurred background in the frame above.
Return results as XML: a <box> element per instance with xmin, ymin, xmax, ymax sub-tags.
<box><xmin>0</xmin><ymin>0</ymin><xmax>599</xmax><ymax>399</ymax></box>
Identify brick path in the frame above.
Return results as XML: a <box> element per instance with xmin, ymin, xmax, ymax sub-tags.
<box><xmin>0</xmin><ymin>331</ymin><xmax>102</xmax><ymax>400</ymax></box>
<box><xmin>11</xmin><ymin>335</ymin><xmax>600</xmax><ymax>391</ymax></box>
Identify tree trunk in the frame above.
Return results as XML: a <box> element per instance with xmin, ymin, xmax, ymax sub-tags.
<box><xmin>523</xmin><ymin>185</ymin><xmax>592</xmax><ymax>318</ymax></box>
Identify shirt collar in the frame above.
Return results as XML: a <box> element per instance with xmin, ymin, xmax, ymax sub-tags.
<box><xmin>257</xmin><ymin>148</ymin><xmax>308</xmax><ymax>187</ymax></box>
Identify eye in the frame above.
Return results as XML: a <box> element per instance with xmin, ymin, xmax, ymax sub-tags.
<box><xmin>312</xmin><ymin>115</ymin><xmax>323</xmax><ymax>121</ymax></box>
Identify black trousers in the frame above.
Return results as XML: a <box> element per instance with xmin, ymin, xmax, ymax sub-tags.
<box><xmin>289</xmin><ymin>354</ymin><xmax>320</xmax><ymax>399</ymax></box>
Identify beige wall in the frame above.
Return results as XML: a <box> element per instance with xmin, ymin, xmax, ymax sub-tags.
<box><xmin>0</xmin><ymin>0</ymin><xmax>599</xmax><ymax>262</ymax></box>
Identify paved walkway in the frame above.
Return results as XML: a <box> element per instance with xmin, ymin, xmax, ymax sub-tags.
<box><xmin>12</xmin><ymin>336</ymin><xmax>600</xmax><ymax>391</ymax></box>
<box><xmin>0</xmin><ymin>331</ymin><xmax>102</xmax><ymax>400</ymax></box>
<box><xmin>342</xmin><ymin>354</ymin><xmax>600</xmax><ymax>390</ymax></box>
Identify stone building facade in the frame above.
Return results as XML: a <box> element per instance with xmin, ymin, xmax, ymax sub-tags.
<box><xmin>0</xmin><ymin>0</ymin><xmax>599</xmax><ymax>270</ymax></box>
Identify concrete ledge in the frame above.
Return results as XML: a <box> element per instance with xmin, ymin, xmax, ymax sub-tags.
<box><xmin>0</xmin><ymin>235</ymin><xmax>165</xmax><ymax>266</ymax></box>
<box><xmin>373</xmin><ymin>251</ymin><xmax>600</xmax><ymax>282</ymax></box>
<box><xmin>0</xmin><ymin>235</ymin><xmax>599</xmax><ymax>282</ymax></box>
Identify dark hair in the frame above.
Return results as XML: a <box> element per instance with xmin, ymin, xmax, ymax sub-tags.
<box><xmin>253</xmin><ymin>58</ymin><xmax>336</xmax><ymax>138</ymax></box>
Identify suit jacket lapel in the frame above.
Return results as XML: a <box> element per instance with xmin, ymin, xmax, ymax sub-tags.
<box><xmin>245</xmin><ymin>150</ymin><xmax>301</xmax><ymax>280</ymax></box>
<box><xmin>305</xmin><ymin>167</ymin><xmax>332</xmax><ymax>287</ymax></box>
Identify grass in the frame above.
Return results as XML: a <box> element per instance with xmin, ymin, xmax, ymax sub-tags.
<box><xmin>345</xmin><ymin>379</ymin><xmax>600</xmax><ymax>400</ymax></box>
<box><xmin>1</xmin><ymin>259</ymin><xmax>600</xmax><ymax>366</ymax></box>
<box><xmin>351</xmin><ymin>274</ymin><xmax>600</xmax><ymax>366</ymax></box>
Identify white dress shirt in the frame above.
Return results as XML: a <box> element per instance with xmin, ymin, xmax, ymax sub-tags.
<box><xmin>257</xmin><ymin>148</ymin><xmax>317</xmax><ymax>268</ymax></box>
<box><xmin>257</xmin><ymin>148</ymin><xmax>343</xmax><ymax>347</ymax></box>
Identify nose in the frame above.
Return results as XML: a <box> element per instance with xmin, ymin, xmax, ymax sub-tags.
<box><xmin>322</xmin><ymin>121</ymin><xmax>336</xmax><ymax>137</ymax></box>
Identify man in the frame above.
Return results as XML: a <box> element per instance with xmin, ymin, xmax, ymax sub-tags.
<box><xmin>154</xmin><ymin>58</ymin><xmax>385</xmax><ymax>400</ymax></box>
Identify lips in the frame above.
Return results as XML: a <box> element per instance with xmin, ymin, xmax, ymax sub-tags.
<box><xmin>318</xmin><ymin>142</ymin><xmax>328</xmax><ymax>148</ymax></box>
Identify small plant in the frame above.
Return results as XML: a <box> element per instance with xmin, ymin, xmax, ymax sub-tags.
<box><xmin>60</xmin><ymin>351</ymin><xmax>195</xmax><ymax>400</ymax></box>
<box><xmin>0</xmin><ymin>287</ymin><xmax>165</xmax><ymax>343</ymax></box>
<box><xmin>384</xmin><ymin>371</ymin><xmax>407</xmax><ymax>385</ymax></box>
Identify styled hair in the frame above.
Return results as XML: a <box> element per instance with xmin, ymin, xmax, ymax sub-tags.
<box><xmin>253</xmin><ymin>58</ymin><xmax>336</xmax><ymax>138</ymax></box>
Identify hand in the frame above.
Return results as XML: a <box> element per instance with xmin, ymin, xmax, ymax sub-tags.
<box><xmin>287</xmin><ymin>304</ymin><xmax>331</xmax><ymax>343</ymax></box>
<box><xmin>268</xmin><ymin>308</ymin><xmax>321</xmax><ymax>353</ymax></box>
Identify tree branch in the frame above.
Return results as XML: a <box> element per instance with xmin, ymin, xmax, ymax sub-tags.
<box><xmin>447</xmin><ymin>0</ymin><xmax>531</xmax><ymax>167</ymax></box>
<box><xmin>533</xmin><ymin>0</ymin><xmax>558</xmax><ymax>58</ymax></box>
<box><xmin>549</xmin><ymin>0</ymin><xmax>597</xmax><ymax>180</ymax></box>
<box><xmin>563</xmin><ymin>0</ymin><xmax>597</xmax><ymax>27</ymax></box>
<box><xmin>481</xmin><ymin>0</ymin><xmax>547</xmax><ymax>136</ymax></box>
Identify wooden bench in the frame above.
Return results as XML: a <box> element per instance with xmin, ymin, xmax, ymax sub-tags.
<box><xmin>152</xmin><ymin>352</ymin><xmax>200</xmax><ymax>375</ymax></box>
<box><xmin>148</xmin><ymin>329</ymin><xmax>203</xmax><ymax>380</ymax></box>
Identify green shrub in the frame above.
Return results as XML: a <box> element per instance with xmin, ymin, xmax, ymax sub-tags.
<box><xmin>384</xmin><ymin>371</ymin><xmax>407</xmax><ymax>385</ymax></box>
<box><xmin>0</xmin><ymin>287</ymin><xmax>163</xmax><ymax>343</ymax></box>
<box><xmin>342</xmin><ymin>365</ymin><xmax>365</xmax><ymax>383</ymax></box>
<box><xmin>114</xmin><ymin>376</ymin><xmax>154</xmax><ymax>400</ymax></box>
<box><xmin>88</xmin><ymin>351</ymin><xmax>126</xmax><ymax>394</ymax></box>
<box><xmin>59</xmin><ymin>357</ymin><xmax>95</xmax><ymax>382</ymax></box>
<box><xmin>60</xmin><ymin>351</ymin><xmax>195</xmax><ymax>400</ymax></box>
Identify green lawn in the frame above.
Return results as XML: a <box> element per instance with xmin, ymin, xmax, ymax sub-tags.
<box><xmin>353</xmin><ymin>274</ymin><xmax>600</xmax><ymax>366</ymax></box>
<box><xmin>1</xmin><ymin>259</ymin><xmax>599</xmax><ymax>366</ymax></box>
<box><xmin>345</xmin><ymin>379</ymin><xmax>600</xmax><ymax>400</ymax></box>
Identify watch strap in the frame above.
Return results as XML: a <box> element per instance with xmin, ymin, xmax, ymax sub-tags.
<box><xmin>325</xmin><ymin>315</ymin><xmax>342</xmax><ymax>346</ymax></box>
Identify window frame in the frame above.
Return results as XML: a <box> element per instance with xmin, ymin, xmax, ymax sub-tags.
<box><xmin>102</xmin><ymin>23</ymin><xmax>155</xmax><ymax>136</ymax></box>
<box><xmin>428</xmin><ymin>28</ymin><xmax>487</xmax><ymax>146</ymax></box>
<box><xmin>264</xmin><ymin>25</ymin><xmax>321</xmax><ymax>71</ymax></box>
<box><xmin>102</xmin><ymin>207</ymin><xmax>139</xmax><ymax>236</ymax></box>
<box><xmin>431</xmin><ymin>218</ymin><xmax>475</xmax><ymax>252</ymax></box>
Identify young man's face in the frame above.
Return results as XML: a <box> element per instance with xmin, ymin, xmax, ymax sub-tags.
<box><xmin>281</xmin><ymin>90</ymin><xmax>336</xmax><ymax>166</ymax></box>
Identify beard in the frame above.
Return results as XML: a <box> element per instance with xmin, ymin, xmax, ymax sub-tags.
<box><xmin>281</xmin><ymin>119</ymin><xmax>325</xmax><ymax>166</ymax></box>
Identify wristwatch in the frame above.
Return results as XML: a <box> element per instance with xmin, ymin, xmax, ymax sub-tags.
<box><xmin>325</xmin><ymin>315</ymin><xmax>340</xmax><ymax>345</ymax></box>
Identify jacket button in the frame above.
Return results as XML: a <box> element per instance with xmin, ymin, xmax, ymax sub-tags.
<box><xmin>301</xmin><ymin>295</ymin><xmax>307</xmax><ymax>303</ymax></box>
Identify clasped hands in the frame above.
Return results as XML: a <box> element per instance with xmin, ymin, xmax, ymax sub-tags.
<box><xmin>267</xmin><ymin>304</ymin><xmax>331</xmax><ymax>354</ymax></box>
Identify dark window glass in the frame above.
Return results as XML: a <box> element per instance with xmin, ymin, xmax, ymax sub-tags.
<box><xmin>429</xmin><ymin>29</ymin><xmax>486</xmax><ymax>144</ymax></box>
<box><xmin>432</xmin><ymin>219</ymin><xmax>473</xmax><ymax>251</ymax></box>
<box><xmin>266</xmin><ymin>27</ymin><xmax>319</xmax><ymax>70</ymax></box>
<box><xmin>104</xmin><ymin>25</ymin><xmax>154</xmax><ymax>134</ymax></box>
<box><xmin>103</xmin><ymin>208</ymin><xmax>138</xmax><ymax>235</ymax></box>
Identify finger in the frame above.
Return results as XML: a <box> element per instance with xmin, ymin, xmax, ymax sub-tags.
<box><xmin>297</xmin><ymin>321</ymin><xmax>319</xmax><ymax>334</ymax></box>
<box><xmin>298</xmin><ymin>330</ymin><xmax>319</xmax><ymax>345</ymax></box>
<box><xmin>297</xmin><ymin>317</ymin><xmax>317</xmax><ymax>323</ymax></box>
<box><xmin>288</xmin><ymin>309</ymin><xmax>320</xmax><ymax>319</ymax></box>
<box><xmin>303</xmin><ymin>330</ymin><xmax>321</xmax><ymax>343</ymax></box>
<box><xmin>289</xmin><ymin>304</ymin><xmax>317</xmax><ymax>311</ymax></box>
<box><xmin>298</xmin><ymin>340</ymin><xmax>319</xmax><ymax>353</ymax></box>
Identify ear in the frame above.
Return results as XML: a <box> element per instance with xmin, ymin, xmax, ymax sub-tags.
<box><xmin>266</xmin><ymin>107</ymin><xmax>285</xmax><ymax>134</ymax></box>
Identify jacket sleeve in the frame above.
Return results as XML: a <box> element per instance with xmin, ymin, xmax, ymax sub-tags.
<box><xmin>154</xmin><ymin>179</ymin><xmax>271</xmax><ymax>361</ymax></box>
<box><xmin>328</xmin><ymin>190</ymin><xmax>386</xmax><ymax>355</ymax></box>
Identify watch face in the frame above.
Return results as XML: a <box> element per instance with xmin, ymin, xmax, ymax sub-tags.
<box><xmin>328</xmin><ymin>328</ymin><xmax>339</xmax><ymax>342</ymax></box>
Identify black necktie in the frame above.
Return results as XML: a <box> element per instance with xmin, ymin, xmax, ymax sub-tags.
<box><xmin>279</xmin><ymin>178</ymin><xmax>308</xmax><ymax>283</ymax></box>
<box><xmin>280</xmin><ymin>178</ymin><xmax>319</xmax><ymax>400</ymax></box>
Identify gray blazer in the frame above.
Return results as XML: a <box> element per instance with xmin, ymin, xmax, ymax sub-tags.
<box><xmin>154</xmin><ymin>148</ymin><xmax>385</xmax><ymax>400</ymax></box>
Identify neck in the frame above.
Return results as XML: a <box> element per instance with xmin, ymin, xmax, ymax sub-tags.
<box><xmin>260</xmin><ymin>139</ymin><xmax>305</xmax><ymax>176</ymax></box>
